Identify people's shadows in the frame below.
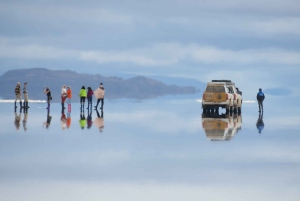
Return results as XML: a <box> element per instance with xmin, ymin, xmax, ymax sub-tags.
<box><xmin>14</xmin><ymin>107</ymin><xmax>22</xmax><ymax>131</ymax></box>
<box><xmin>256</xmin><ymin>112</ymin><xmax>264</xmax><ymax>134</ymax></box>
<box><xmin>43</xmin><ymin>108</ymin><xmax>52</xmax><ymax>129</ymax></box>
<box><xmin>79</xmin><ymin>108</ymin><xmax>86</xmax><ymax>130</ymax></box>
<box><xmin>94</xmin><ymin>109</ymin><xmax>104</xmax><ymax>132</ymax></box>
<box><xmin>87</xmin><ymin>108</ymin><xmax>93</xmax><ymax>129</ymax></box>
<box><xmin>22</xmin><ymin>107</ymin><xmax>28</xmax><ymax>131</ymax></box>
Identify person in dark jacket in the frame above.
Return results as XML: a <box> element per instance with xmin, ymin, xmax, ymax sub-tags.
<box><xmin>256</xmin><ymin>88</ymin><xmax>265</xmax><ymax>113</ymax></box>
<box><xmin>44</xmin><ymin>87</ymin><xmax>52</xmax><ymax>110</ymax></box>
<box><xmin>14</xmin><ymin>82</ymin><xmax>22</xmax><ymax>108</ymax></box>
<box><xmin>87</xmin><ymin>87</ymin><xmax>94</xmax><ymax>110</ymax></box>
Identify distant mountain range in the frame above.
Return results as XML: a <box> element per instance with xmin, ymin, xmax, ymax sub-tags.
<box><xmin>0</xmin><ymin>68</ymin><xmax>198</xmax><ymax>102</ymax></box>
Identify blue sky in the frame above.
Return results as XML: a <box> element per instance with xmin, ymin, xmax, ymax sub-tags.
<box><xmin>0</xmin><ymin>0</ymin><xmax>300</xmax><ymax>97</ymax></box>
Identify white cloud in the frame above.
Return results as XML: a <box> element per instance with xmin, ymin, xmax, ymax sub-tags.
<box><xmin>1</xmin><ymin>38</ymin><xmax>300</xmax><ymax>67</ymax></box>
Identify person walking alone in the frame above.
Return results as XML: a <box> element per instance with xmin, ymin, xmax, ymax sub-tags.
<box><xmin>257</xmin><ymin>88</ymin><xmax>265</xmax><ymax>113</ymax></box>
<box><xmin>87</xmin><ymin>87</ymin><xmax>93</xmax><ymax>110</ymax></box>
<box><xmin>14</xmin><ymin>82</ymin><xmax>22</xmax><ymax>108</ymax></box>
<box><xmin>79</xmin><ymin>86</ymin><xmax>87</xmax><ymax>109</ymax></box>
<box><xmin>94</xmin><ymin>83</ymin><xmax>105</xmax><ymax>110</ymax></box>
<box><xmin>23</xmin><ymin>82</ymin><xmax>30</xmax><ymax>108</ymax></box>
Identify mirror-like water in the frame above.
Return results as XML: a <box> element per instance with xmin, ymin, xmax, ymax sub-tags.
<box><xmin>0</xmin><ymin>97</ymin><xmax>299</xmax><ymax>201</ymax></box>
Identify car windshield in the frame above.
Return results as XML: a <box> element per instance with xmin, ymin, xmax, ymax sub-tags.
<box><xmin>206</xmin><ymin>86</ymin><xmax>225</xmax><ymax>93</ymax></box>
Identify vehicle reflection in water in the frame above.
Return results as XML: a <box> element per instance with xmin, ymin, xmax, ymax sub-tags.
<box><xmin>202</xmin><ymin>112</ymin><xmax>242</xmax><ymax>141</ymax></box>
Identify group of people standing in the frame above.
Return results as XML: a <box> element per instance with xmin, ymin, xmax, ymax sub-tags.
<box><xmin>37</xmin><ymin>83</ymin><xmax>105</xmax><ymax>110</ymax></box>
<box><xmin>78</xmin><ymin>83</ymin><xmax>105</xmax><ymax>110</ymax></box>
<box><xmin>14</xmin><ymin>82</ymin><xmax>29</xmax><ymax>109</ymax></box>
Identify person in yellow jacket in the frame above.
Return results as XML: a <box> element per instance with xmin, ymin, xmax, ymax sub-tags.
<box><xmin>79</xmin><ymin>86</ymin><xmax>87</xmax><ymax>109</ymax></box>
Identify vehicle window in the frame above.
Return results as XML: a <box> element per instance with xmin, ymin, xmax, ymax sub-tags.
<box><xmin>227</xmin><ymin>86</ymin><xmax>234</xmax><ymax>93</ymax></box>
<box><xmin>214</xmin><ymin>86</ymin><xmax>225</xmax><ymax>93</ymax></box>
<box><xmin>206</xmin><ymin>86</ymin><xmax>214</xmax><ymax>92</ymax></box>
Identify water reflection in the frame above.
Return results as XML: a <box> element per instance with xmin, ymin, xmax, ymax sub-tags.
<box><xmin>256</xmin><ymin>112</ymin><xmax>264</xmax><ymax>134</ymax></box>
<box><xmin>22</xmin><ymin>107</ymin><xmax>28</xmax><ymax>131</ymax></box>
<box><xmin>87</xmin><ymin>108</ymin><xmax>93</xmax><ymax>129</ymax></box>
<box><xmin>94</xmin><ymin>109</ymin><xmax>104</xmax><ymax>132</ymax></box>
<box><xmin>66</xmin><ymin>103</ymin><xmax>72</xmax><ymax>129</ymax></box>
<box><xmin>43</xmin><ymin>109</ymin><xmax>52</xmax><ymax>129</ymax></box>
<box><xmin>202</xmin><ymin>112</ymin><xmax>242</xmax><ymax>141</ymax></box>
<box><xmin>14</xmin><ymin>108</ymin><xmax>22</xmax><ymax>130</ymax></box>
<box><xmin>79</xmin><ymin>108</ymin><xmax>86</xmax><ymax>129</ymax></box>
<box><xmin>60</xmin><ymin>110</ymin><xmax>67</xmax><ymax>130</ymax></box>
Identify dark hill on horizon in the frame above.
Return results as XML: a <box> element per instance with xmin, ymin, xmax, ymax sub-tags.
<box><xmin>0</xmin><ymin>68</ymin><xmax>197</xmax><ymax>102</ymax></box>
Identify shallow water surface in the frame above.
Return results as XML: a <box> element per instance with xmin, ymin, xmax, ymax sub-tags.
<box><xmin>0</xmin><ymin>98</ymin><xmax>299</xmax><ymax>201</ymax></box>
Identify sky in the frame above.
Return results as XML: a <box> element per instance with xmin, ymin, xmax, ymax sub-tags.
<box><xmin>0</xmin><ymin>0</ymin><xmax>300</xmax><ymax>97</ymax></box>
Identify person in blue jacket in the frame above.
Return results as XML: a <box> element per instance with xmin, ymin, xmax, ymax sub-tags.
<box><xmin>256</xmin><ymin>88</ymin><xmax>265</xmax><ymax>113</ymax></box>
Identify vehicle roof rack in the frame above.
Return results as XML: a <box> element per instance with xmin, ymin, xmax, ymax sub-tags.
<box><xmin>211</xmin><ymin>80</ymin><xmax>232</xmax><ymax>82</ymax></box>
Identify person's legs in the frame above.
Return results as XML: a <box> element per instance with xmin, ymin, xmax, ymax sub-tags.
<box><xmin>95</xmin><ymin>99</ymin><xmax>100</xmax><ymax>108</ymax></box>
<box><xmin>100</xmin><ymin>98</ymin><xmax>104</xmax><ymax>109</ymax></box>
<box><xmin>80</xmin><ymin>97</ymin><xmax>86</xmax><ymax>108</ymax></box>
<box><xmin>14</xmin><ymin>95</ymin><xmax>18</xmax><ymax>108</ymax></box>
<box><xmin>258</xmin><ymin>101</ymin><xmax>262</xmax><ymax>112</ymax></box>
<box><xmin>18</xmin><ymin>94</ymin><xmax>22</xmax><ymax>107</ymax></box>
<box><xmin>24</xmin><ymin>94</ymin><xmax>29</xmax><ymax>108</ymax></box>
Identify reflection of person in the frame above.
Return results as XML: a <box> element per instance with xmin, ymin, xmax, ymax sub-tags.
<box><xmin>14</xmin><ymin>82</ymin><xmax>22</xmax><ymax>108</ymax></box>
<box><xmin>23</xmin><ymin>82</ymin><xmax>30</xmax><ymax>108</ymax></box>
<box><xmin>22</xmin><ymin>107</ymin><xmax>28</xmax><ymax>131</ymax></box>
<box><xmin>43</xmin><ymin>110</ymin><xmax>52</xmax><ymax>129</ymax></box>
<box><xmin>79</xmin><ymin>109</ymin><xmax>86</xmax><ymax>129</ymax></box>
<box><xmin>256</xmin><ymin>113</ymin><xmax>264</xmax><ymax>134</ymax></box>
<box><xmin>67</xmin><ymin>86</ymin><xmax>72</xmax><ymax>104</ymax></box>
<box><xmin>257</xmin><ymin>88</ymin><xmax>265</xmax><ymax>113</ymax></box>
<box><xmin>94</xmin><ymin>109</ymin><xmax>104</xmax><ymax>132</ymax></box>
<box><xmin>87</xmin><ymin>87</ymin><xmax>94</xmax><ymax>110</ymax></box>
<box><xmin>66</xmin><ymin>111</ymin><xmax>72</xmax><ymax>129</ymax></box>
<box><xmin>61</xmin><ymin>85</ymin><xmax>67</xmax><ymax>109</ymax></box>
<box><xmin>79</xmin><ymin>86</ymin><xmax>87</xmax><ymax>109</ymax></box>
<box><xmin>61</xmin><ymin>111</ymin><xmax>67</xmax><ymax>130</ymax></box>
<box><xmin>94</xmin><ymin>83</ymin><xmax>105</xmax><ymax>110</ymax></box>
<box><xmin>14</xmin><ymin>108</ymin><xmax>22</xmax><ymax>130</ymax></box>
<box><xmin>43</xmin><ymin>87</ymin><xmax>52</xmax><ymax>110</ymax></box>
<box><xmin>87</xmin><ymin>109</ymin><xmax>93</xmax><ymax>129</ymax></box>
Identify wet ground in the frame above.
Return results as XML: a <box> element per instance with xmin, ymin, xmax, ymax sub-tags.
<box><xmin>0</xmin><ymin>97</ymin><xmax>299</xmax><ymax>201</ymax></box>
